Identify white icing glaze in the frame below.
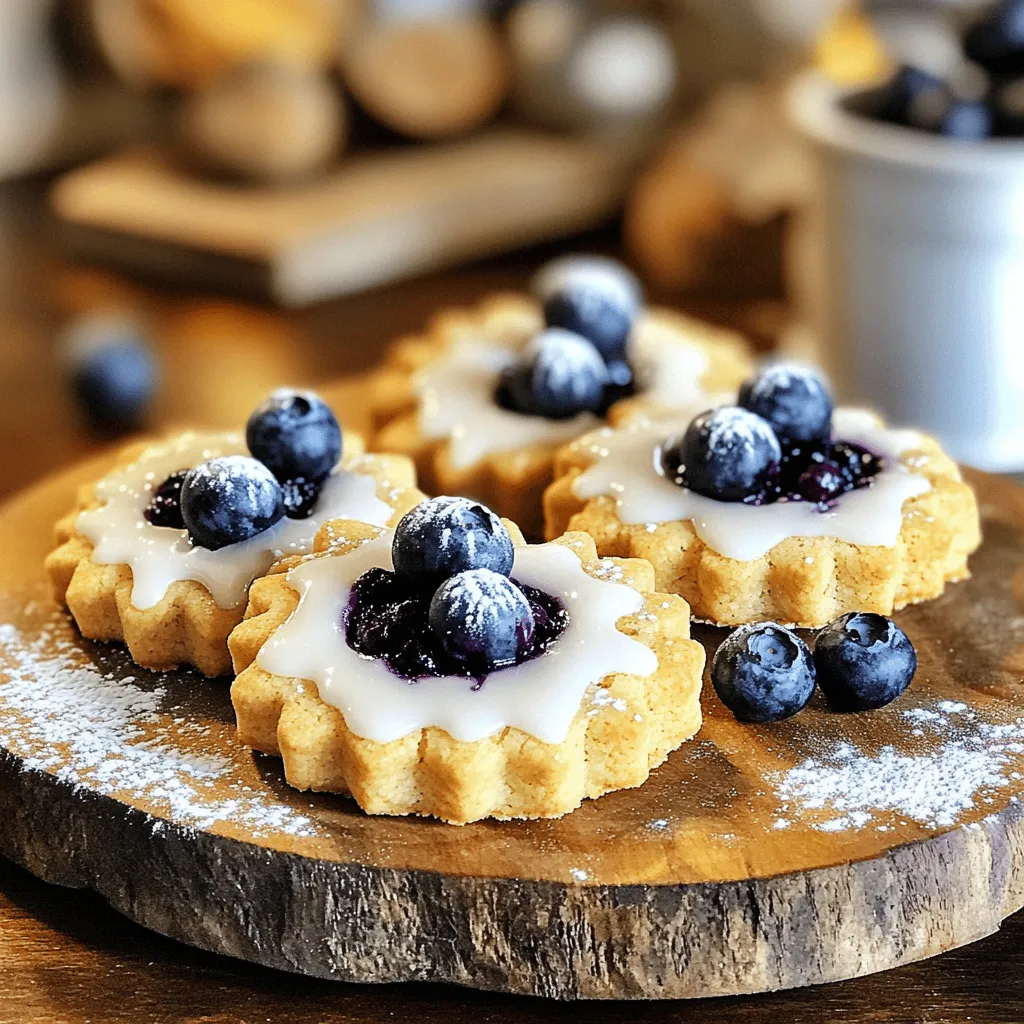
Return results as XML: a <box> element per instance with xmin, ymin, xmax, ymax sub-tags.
<box><xmin>629</xmin><ymin>317</ymin><xmax>711</xmax><ymax>409</ymax></box>
<box><xmin>256</xmin><ymin>534</ymin><xmax>657</xmax><ymax>745</ymax></box>
<box><xmin>571</xmin><ymin>407</ymin><xmax>933</xmax><ymax>562</ymax></box>
<box><xmin>414</xmin><ymin>313</ymin><xmax>715</xmax><ymax>471</ymax></box>
<box><xmin>416</xmin><ymin>340</ymin><xmax>601</xmax><ymax>471</ymax></box>
<box><xmin>77</xmin><ymin>432</ymin><xmax>394</xmax><ymax>611</ymax></box>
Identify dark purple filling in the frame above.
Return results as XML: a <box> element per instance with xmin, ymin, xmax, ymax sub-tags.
<box><xmin>662</xmin><ymin>438</ymin><xmax>884</xmax><ymax>508</ymax></box>
<box><xmin>143</xmin><ymin>469</ymin><xmax>188</xmax><ymax>528</ymax></box>
<box><xmin>145</xmin><ymin>468</ymin><xmax>324</xmax><ymax>530</ymax></box>
<box><xmin>344</xmin><ymin>567</ymin><xmax>569</xmax><ymax>683</ymax></box>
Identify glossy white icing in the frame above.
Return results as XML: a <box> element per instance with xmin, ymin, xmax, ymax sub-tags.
<box><xmin>257</xmin><ymin>534</ymin><xmax>657</xmax><ymax>745</ymax></box>
<box><xmin>77</xmin><ymin>432</ymin><xmax>394</xmax><ymax>611</ymax></box>
<box><xmin>414</xmin><ymin>313</ymin><xmax>715</xmax><ymax>471</ymax></box>
<box><xmin>571</xmin><ymin>407</ymin><xmax>933</xmax><ymax>562</ymax></box>
<box><xmin>628</xmin><ymin>316</ymin><xmax>711</xmax><ymax>409</ymax></box>
<box><xmin>416</xmin><ymin>340</ymin><xmax>601</xmax><ymax>471</ymax></box>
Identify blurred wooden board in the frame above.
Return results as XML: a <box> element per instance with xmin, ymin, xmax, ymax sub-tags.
<box><xmin>50</xmin><ymin>133</ymin><xmax>640</xmax><ymax>307</ymax></box>
<box><xmin>1</xmin><ymin>451</ymin><xmax>1024</xmax><ymax>998</ymax></box>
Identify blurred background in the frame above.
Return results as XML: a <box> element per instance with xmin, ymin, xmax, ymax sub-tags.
<box><xmin>1</xmin><ymin>0</ymin><xmax>1022</xmax><ymax>500</ymax></box>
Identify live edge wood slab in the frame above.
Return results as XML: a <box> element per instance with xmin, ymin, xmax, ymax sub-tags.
<box><xmin>0</xmin><ymin>454</ymin><xmax>1023</xmax><ymax>1001</ymax></box>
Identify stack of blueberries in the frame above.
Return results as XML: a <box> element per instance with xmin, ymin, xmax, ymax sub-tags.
<box><xmin>145</xmin><ymin>389</ymin><xmax>342</xmax><ymax>550</ymax></box>
<box><xmin>346</xmin><ymin>497</ymin><xmax>567</xmax><ymax>680</ymax></box>
<box><xmin>661</xmin><ymin>363</ymin><xmax>880</xmax><ymax>507</ymax></box>
<box><xmin>855</xmin><ymin>0</ymin><xmax>1024</xmax><ymax>140</ymax></box>
<box><xmin>498</xmin><ymin>262</ymin><xmax>641</xmax><ymax>419</ymax></box>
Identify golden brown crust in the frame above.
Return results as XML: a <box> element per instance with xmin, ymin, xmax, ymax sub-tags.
<box><xmin>364</xmin><ymin>294</ymin><xmax>753</xmax><ymax>537</ymax></box>
<box><xmin>544</xmin><ymin>428</ymin><xmax>981</xmax><ymax>628</ymax></box>
<box><xmin>44</xmin><ymin>433</ymin><xmax>424</xmax><ymax>677</ymax></box>
<box><xmin>228</xmin><ymin>522</ymin><xmax>705</xmax><ymax>825</ymax></box>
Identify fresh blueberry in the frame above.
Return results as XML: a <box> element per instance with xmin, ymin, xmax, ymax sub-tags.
<box><xmin>180</xmin><ymin>455</ymin><xmax>285</xmax><ymax>550</ymax></box>
<box><xmin>938</xmin><ymin>98</ymin><xmax>993</xmax><ymax>139</ymax></box>
<box><xmin>246</xmin><ymin>389</ymin><xmax>342</xmax><ymax>483</ymax></box>
<box><xmin>144</xmin><ymin>470</ymin><xmax>189</xmax><ymax>529</ymax></box>
<box><xmin>993</xmin><ymin>76</ymin><xmax>1024</xmax><ymax>135</ymax></box>
<box><xmin>861</xmin><ymin>65</ymin><xmax>948</xmax><ymax>126</ymax></box>
<box><xmin>535</xmin><ymin>256</ymin><xmax>641</xmax><ymax>363</ymax></box>
<box><xmin>528</xmin><ymin>329</ymin><xmax>608</xmax><ymax>418</ymax></box>
<box><xmin>711</xmin><ymin>623</ymin><xmax>817</xmax><ymax>723</ymax></box>
<box><xmin>496</xmin><ymin>361</ymin><xmax>539</xmax><ymax>416</ymax></box>
<box><xmin>797</xmin><ymin>460</ymin><xmax>846</xmax><ymax>506</ymax></box>
<box><xmin>392</xmin><ymin>496</ymin><xmax>514</xmax><ymax>583</ymax></box>
<box><xmin>63</xmin><ymin>314</ymin><xmax>158</xmax><ymax>430</ymax></box>
<box><xmin>281</xmin><ymin>477</ymin><xmax>321</xmax><ymax>520</ymax></box>
<box><xmin>542</xmin><ymin>282</ymin><xmax>639</xmax><ymax>365</ymax></box>
<box><xmin>429</xmin><ymin>568</ymin><xmax>536</xmax><ymax>672</ymax></box>
<box><xmin>814</xmin><ymin>612</ymin><xmax>917</xmax><ymax>712</ymax></box>
<box><xmin>965</xmin><ymin>1</ymin><xmax>1024</xmax><ymax>75</ymax></box>
<box><xmin>739</xmin><ymin>363</ymin><xmax>833</xmax><ymax>443</ymax></box>
<box><xmin>661</xmin><ymin>407</ymin><xmax>781</xmax><ymax>502</ymax></box>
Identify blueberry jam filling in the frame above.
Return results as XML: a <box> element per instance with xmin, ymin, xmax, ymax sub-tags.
<box><xmin>143</xmin><ymin>469</ymin><xmax>189</xmax><ymax>529</ymax></box>
<box><xmin>659</xmin><ymin>365</ymin><xmax>885</xmax><ymax>508</ymax></box>
<box><xmin>661</xmin><ymin>436</ymin><xmax>883</xmax><ymax>508</ymax></box>
<box><xmin>344</xmin><ymin>567</ymin><xmax>569</xmax><ymax>683</ymax></box>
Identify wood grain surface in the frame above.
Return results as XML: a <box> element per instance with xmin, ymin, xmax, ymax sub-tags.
<box><xmin>50</xmin><ymin>134</ymin><xmax>641</xmax><ymax>305</ymax></box>
<box><xmin>1</xmin><ymin>447</ymin><xmax>1023</xmax><ymax>1000</ymax></box>
<box><xmin>0</xmin><ymin>176</ymin><xmax>1021</xmax><ymax>1022</ymax></box>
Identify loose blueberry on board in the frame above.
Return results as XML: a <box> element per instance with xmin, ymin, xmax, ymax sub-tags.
<box><xmin>528</xmin><ymin>329</ymin><xmax>608</xmax><ymax>418</ymax></box>
<box><xmin>542</xmin><ymin>269</ymin><xmax>640</xmax><ymax>363</ymax></box>
<box><xmin>662</xmin><ymin>406</ymin><xmax>781</xmax><ymax>503</ymax></box>
<box><xmin>62</xmin><ymin>314</ymin><xmax>159</xmax><ymax>431</ymax></box>
<box><xmin>814</xmin><ymin>612</ymin><xmax>918</xmax><ymax>712</ymax></box>
<box><xmin>180</xmin><ymin>455</ymin><xmax>285</xmax><ymax>551</ymax></box>
<box><xmin>711</xmin><ymin>623</ymin><xmax>817</xmax><ymax>723</ymax></box>
<box><xmin>281</xmin><ymin>477</ymin><xmax>322</xmax><ymax>520</ymax></box>
<box><xmin>246</xmin><ymin>389</ymin><xmax>342</xmax><ymax>484</ymax></box>
<box><xmin>144</xmin><ymin>470</ymin><xmax>189</xmax><ymax>529</ymax></box>
<box><xmin>965</xmin><ymin>0</ymin><xmax>1024</xmax><ymax>75</ymax></box>
<box><xmin>392</xmin><ymin>496</ymin><xmax>515</xmax><ymax>583</ymax></box>
<box><xmin>429</xmin><ymin>568</ymin><xmax>536</xmax><ymax>672</ymax></box>
<box><xmin>738</xmin><ymin>363</ymin><xmax>833</xmax><ymax>444</ymax></box>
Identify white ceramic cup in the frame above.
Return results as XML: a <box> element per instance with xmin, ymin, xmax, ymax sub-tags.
<box><xmin>789</xmin><ymin>71</ymin><xmax>1024</xmax><ymax>472</ymax></box>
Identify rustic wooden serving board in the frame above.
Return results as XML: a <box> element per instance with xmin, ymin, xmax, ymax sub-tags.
<box><xmin>1</xmin><ymin>453</ymin><xmax>1023</xmax><ymax>1000</ymax></box>
<box><xmin>50</xmin><ymin>133</ymin><xmax>640</xmax><ymax>307</ymax></box>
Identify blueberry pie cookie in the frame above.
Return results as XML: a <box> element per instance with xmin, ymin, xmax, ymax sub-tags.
<box><xmin>228</xmin><ymin>497</ymin><xmax>705</xmax><ymax>824</ymax></box>
<box><xmin>364</xmin><ymin>255</ymin><xmax>751</xmax><ymax>536</ymax></box>
<box><xmin>45</xmin><ymin>390</ymin><xmax>425</xmax><ymax>676</ymax></box>
<box><xmin>544</xmin><ymin>364</ymin><xmax>980</xmax><ymax>628</ymax></box>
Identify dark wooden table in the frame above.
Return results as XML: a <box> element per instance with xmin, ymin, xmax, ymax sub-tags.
<box><xmin>0</xmin><ymin>178</ymin><xmax>1021</xmax><ymax>1024</ymax></box>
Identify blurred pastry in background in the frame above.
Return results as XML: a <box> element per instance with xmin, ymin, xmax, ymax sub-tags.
<box><xmin>86</xmin><ymin>0</ymin><xmax>343</xmax><ymax>89</ymax></box>
<box><xmin>176</xmin><ymin>61</ymin><xmax>347</xmax><ymax>182</ymax></box>
<box><xmin>341</xmin><ymin>4</ymin><xmax>509</xmax><ymax>139</ymax></box>
<box><xmin>624</xmin><ymin>82</ymin><xmax>814</xmax><ymax>295</ymax></box>
<box><xmin>507</xmin><ymin>0</ymin><xmax>678</xmax><ymax>136</ymax></box>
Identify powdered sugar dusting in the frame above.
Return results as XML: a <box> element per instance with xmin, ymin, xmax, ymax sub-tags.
<box><xmin>0</xmin><ymin>609</ymin><xmax>318</xmax><ymax>838</ymax></box>
<box><xmin>704</xmin><ymin>405</ymin><xmax>779</xmax><ymax>454</ymax></box>
<box><xmin>774</xmin><ymin>700</ymin><xmax>1024</xmax><ymax>832</ymax></box>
